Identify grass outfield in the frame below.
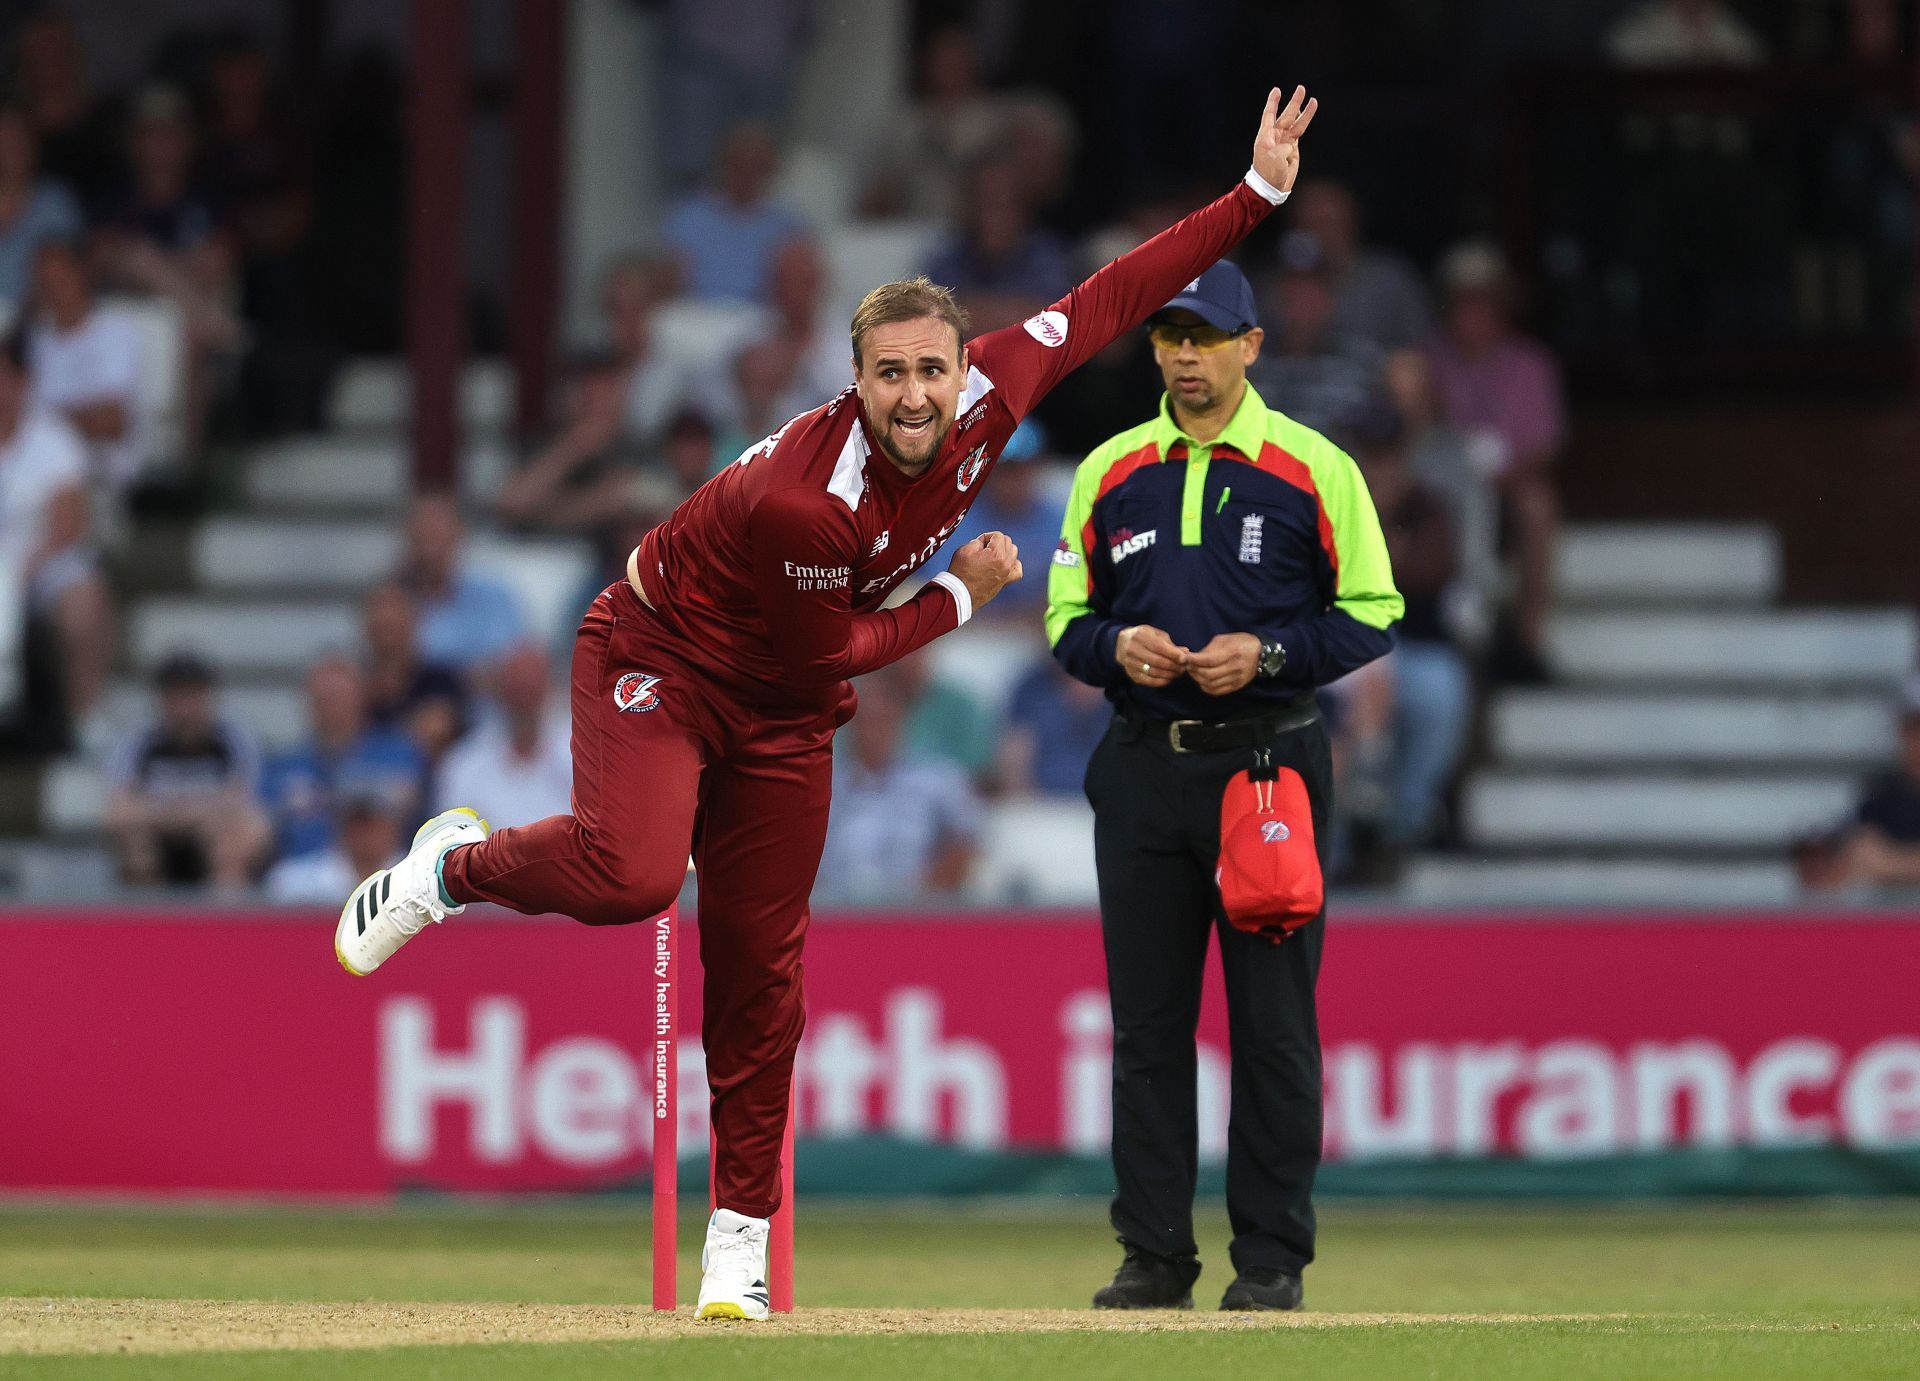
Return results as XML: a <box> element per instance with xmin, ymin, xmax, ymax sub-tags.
<box><xmin>1</xmin><ymin>1199</ymin><xmax>1916</xmax><ymax>1378</ymax></box>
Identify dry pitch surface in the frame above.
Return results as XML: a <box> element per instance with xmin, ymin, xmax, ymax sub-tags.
<box><xmin>1</xmin><ymin>1297</ymin><xmax>1636</xmax><ymax>1355</ymax></box>
<box><xmin>3</xmin><ymin>1202</ymin><xmax>1916</xmax><ymax>1379</ymax></box>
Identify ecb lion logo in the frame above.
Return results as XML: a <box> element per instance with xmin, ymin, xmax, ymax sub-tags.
<box><xmin>1260</xmin><ymin>819</ymin><xmax>1291</xmax><ymax>844</ymax></box>
<box><xmin>613</xmin><ymin>671</ymin><xmax>663</xmax><ymax>714</ymax></box>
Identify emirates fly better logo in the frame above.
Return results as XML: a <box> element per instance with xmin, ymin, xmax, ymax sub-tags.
<box><xmin>613</xmin><ymin>671</ymin><xmax>663</xmax><ymax>714</ymax></box>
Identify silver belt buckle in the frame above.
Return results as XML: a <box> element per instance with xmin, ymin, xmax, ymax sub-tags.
<box><xmin>1169</xmin><ymin>720</ymin><xmax>1202</xmax><ymax>752</ymax></box>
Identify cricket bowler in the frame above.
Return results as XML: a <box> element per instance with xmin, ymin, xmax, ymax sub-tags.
<box><xmin>334</xmin><ymin>86</ymin><xmax>1320</xmax><ymax>1320</ymax></box>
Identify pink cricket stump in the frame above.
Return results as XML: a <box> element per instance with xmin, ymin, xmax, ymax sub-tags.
<box><xmin>771</xmin><ymin>1093</ymin><xmax>796</xmax><ymax>1313</ymax></box>
<box><xmin>650</xmin><ymin>903</ymin><xmax>679</xmax><ymax>1311</ymax></box>
<box><xmin>654</xmin><ymin>900</ymin><xmax>796</xmax><ymax>1313</ymax></box>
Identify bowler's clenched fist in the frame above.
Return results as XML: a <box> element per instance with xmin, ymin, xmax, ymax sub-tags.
<box><xmin>948</xmin><ymin>531</ymin><xmax>1023</xmax><ymax>610</ymax></box>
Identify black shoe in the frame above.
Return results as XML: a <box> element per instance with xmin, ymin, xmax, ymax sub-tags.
<box><xmin>1091</xmin><ymin>1243</ymin><xmax>1201</xmax><ymax>1309</ymax></box>
<box><xmin>1220</xmin><ymin>1267</ymin><xmax>1303</xmax><ymax>1311</ymax></box>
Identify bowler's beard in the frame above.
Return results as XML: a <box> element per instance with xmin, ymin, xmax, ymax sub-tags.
<box><xmin>874</xmin><ymin>414</ymin><xmax>954</xmax><ymax>476</ymax></box>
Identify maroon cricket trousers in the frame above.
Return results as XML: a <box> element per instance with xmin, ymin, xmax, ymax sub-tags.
<box><xmin>442</xmin><ymin>580</ymin><xmax>839</xmax><ymax>1217</ymax></box>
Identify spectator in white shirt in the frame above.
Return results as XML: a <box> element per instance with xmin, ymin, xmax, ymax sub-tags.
<box><xmin>659</xmin><ymin>237</ymin><xmax>842</xmax><ymax>448</ymax></box>
<box><xmin>436</xmin><ymin>642</ymin><xmax>573</xmax><ymax>829</ymax></box>
<box><xmin>0</xmin><ymin>329</ymin><xmax>109</xmax><ymax>727</ymax></box>
<box><xmin>815</xmin><ymin>669</ymin><xmax>983</xmax><ymax>904</ymax></box>
<box><xmin>27</xmin><ymin>237</ymin><xmax>146</xmax><ymax>494</ymax></box>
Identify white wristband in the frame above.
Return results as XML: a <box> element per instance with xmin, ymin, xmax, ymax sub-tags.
<box><xmin>930</xmin><ymin>570</ymin><xmax>973</xmax><ymax>627</ymax></box>
<box><xmin>1243</xmin><ymin>167</ymin><xmax>1289</xmax><ymax>206</ymax></box>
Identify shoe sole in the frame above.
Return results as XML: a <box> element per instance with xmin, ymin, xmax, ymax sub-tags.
<box><xmin>334</xmin><ymin>873</ymin><xmax>383</xmax><ymax>977</ymax></box>
<box><xmin>695</xmin><ymin>1302</ymin><xmax>766</xmax><ymax>1321</ymax></box>
<box><xmin>1220</xmin><ymin>1300</ymin><xmax>1301</xmax><ymax>1311</ymax></box>
<box><xmin>334</xmin><ymin>808</ymin><xmax>488</xmax><ymax>977</ymax></box>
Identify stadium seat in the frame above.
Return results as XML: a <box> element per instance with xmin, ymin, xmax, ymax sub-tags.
<box><xmin>1465</xmin><ymin>772</ymin><xmax>1857</xmax><ymax>850</ymax></box>
<box><xmin>326</xmin><ymin>358</ymin><xmax>513</xmax><ymax>433</ymax></box>
<box><xmin>130</xmin><ymin>597</ymin><xmax>360</xmax><ymax>675</ymax></box>
<box><xmin>1491</xmin><ymin>691</ymin><xmax>1894</xmax><ymax>766</ymax></box>
<box><xmin>1554</xmin><ymin>524</ymin><xmax>1780</xmax><ymax>607</ymax></box>
<box><xmin>968</xmin><ymin>797</ymin><xmax>1100</xmax><ymax>905</ymax></box>
<box><xmin>1546</xmin><ymin>608</ymin><xmax>1916</xmax><ymax>686</ymax></box>
<box><xmin>1401</xmin><ymin>856</ymin><xmax>1798</xmax><ymax>907</ymax></box>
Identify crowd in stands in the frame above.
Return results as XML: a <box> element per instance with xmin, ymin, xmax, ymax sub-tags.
<box><xmin>1</xmin><ymin>11</ymin><xmax>408</xmax><ymax>758</ymax></box>
<box><xmin>2</xmin><ymin>2</ymin><xmax>1913</xmax><ymax>903</ymax></box>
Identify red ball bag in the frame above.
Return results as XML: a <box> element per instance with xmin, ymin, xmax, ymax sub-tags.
<box><xmin>1215</xmin><ymin>751</ymin><xmax>1322</xmax><ymax>944</ymax></box>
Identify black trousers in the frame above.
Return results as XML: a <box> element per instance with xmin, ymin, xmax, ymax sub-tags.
<box><xmin>1085</xmin><ymin>712</ymin><xmax>1333</xmax><ymax>1276</ymax></box>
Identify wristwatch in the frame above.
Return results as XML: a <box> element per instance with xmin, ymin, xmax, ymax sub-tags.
<box><xmin>1256</xmin><ymin>638</ymin><xmax>1286</xmax><ymax>679</ymax></box>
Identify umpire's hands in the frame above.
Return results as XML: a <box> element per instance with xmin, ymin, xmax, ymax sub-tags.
<box><xmin>1188</xmin><ymin>633</ymin><xmax>1262</xmax><ymax>696</ymax></box>
<box><xmin>1117</xmin><ymin>625</ymin><xmax>1189</xmax><ymax>688</ymax></box>
<box><xmin>947</xmin><ymin>531</ymin><xmax>1023</xmax><ymax>611</ymax></box>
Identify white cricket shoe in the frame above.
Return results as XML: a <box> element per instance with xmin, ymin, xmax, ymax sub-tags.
<box><xmin>334</xmin><ymin>807</ymin><xmax>489</xmax><ymax>976</ymax></box>
<box><xmin>696</xmin><ymin>1209</ymin><xmax>772</xmax><ymax>1321</ymax></box>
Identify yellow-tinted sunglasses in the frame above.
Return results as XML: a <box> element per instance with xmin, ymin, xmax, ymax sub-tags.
<box><xmin>1148</xmin><ymin>322</ymin><xmax>1249</xmax><ymax>353</ymax></box>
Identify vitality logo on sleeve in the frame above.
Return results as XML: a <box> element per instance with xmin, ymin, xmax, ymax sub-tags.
<box><xmin>1023</xmin><ymin>310</ymin><xmax>1069</xmax><ymax>348</ymax></box>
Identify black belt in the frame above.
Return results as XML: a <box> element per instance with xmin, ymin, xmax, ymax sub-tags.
<box><xmin>1121</xmin><ymin>698</ymin><xmax>1320</xmax><ymax>753</ymax></box>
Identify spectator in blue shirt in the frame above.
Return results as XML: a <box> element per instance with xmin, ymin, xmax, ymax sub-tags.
<box><xmin>262</xmin><ymin>653</ymin><xmax>422</xmax><ymax>860</ymax></box>
<box><xmin>816</xmin><ymin>669</ymin><xmax>982</xmax><ymax>903</ymax></box>
<box><xmin>362</xmin><ymin>580</ymin><xmax>468</xmax><ymax>766</ymax></box>
<box><xmin>397</xmin><ymin>492</ymin><xmax>530</xmax><ymax>671</ymax></box>
<box><xmin>0</xmin><ymin>104</ymin><xmax>83</xmax><ymax>308</ymax></box>
<box><xmin>660</xmin><ymin>122</ymin><xmax>805</xmax><ymax>303</ymax></box>
<box><xmin>924</xmin><ymin>155</ymin><xmax>1074</xmax><ymax>332</ymax></box>
<box><xmin>951</xmin><ymin>418</ymin><xmax>1066</xmax><ymax>622</ymax></box>
<box><xmin>998</xmin><ymin>660</ymin><xmax>1112</xmax><ymax>796</ymax></box>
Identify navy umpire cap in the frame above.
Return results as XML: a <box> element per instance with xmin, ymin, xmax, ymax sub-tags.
<box><xmin>1153</xmin><ymin>261</ymin><xmax>1258</xmax><ymax>333</ymax></box>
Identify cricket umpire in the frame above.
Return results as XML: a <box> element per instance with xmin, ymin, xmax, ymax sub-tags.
<box><xmin>1047</xmin><ymin>261</ymin><xmax>1401</xmax><ymax>1310</ymax></box>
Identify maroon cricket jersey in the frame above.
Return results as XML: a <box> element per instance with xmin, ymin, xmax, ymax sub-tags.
<box><xmin>632</xmin><ymin>173</ymin><xmax>1286</xmax><ymax>711</ymax></box>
